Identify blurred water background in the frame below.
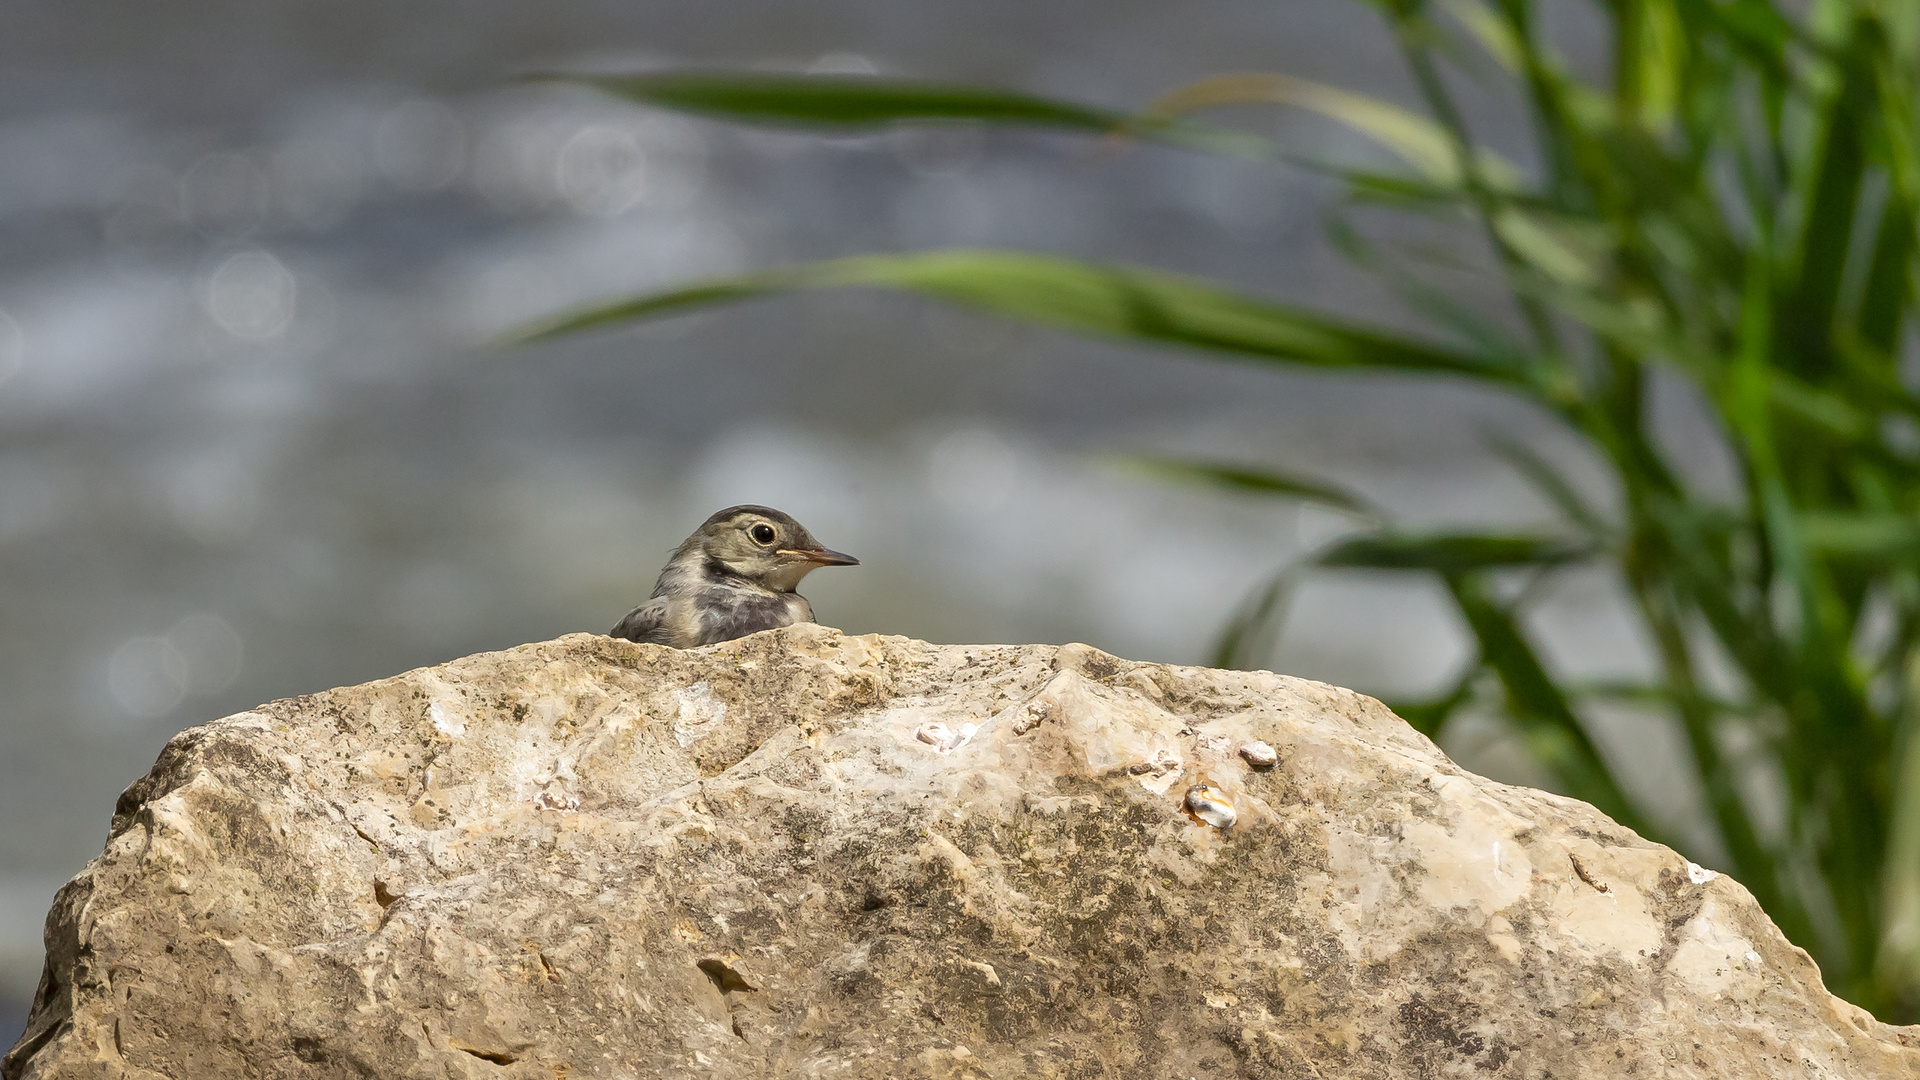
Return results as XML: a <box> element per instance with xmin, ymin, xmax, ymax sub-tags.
<box><xmin>0</xmin><ymin>0</ymin><xmax>1692</xmax><ymax>1040</ymax></box>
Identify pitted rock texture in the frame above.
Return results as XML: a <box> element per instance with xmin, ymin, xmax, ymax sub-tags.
<box><xmin>7</xmin><ymin>627</ymin><xmax>1917</xmax><ymax>1079</ymax></box>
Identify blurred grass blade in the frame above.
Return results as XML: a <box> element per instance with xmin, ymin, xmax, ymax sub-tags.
<box><xmin>1491</xmin><ymin>208</ymin><xmax>1606</xmax><ymax>287</ymax></box>
<box><xmin>1565</xmin><ymin>679</ymin><xmax>1743</xmax><ymax>713</ymax></box>
<box><xmin>1326</xmin><ymin>215</ymin><xmax>1534</xmax><ymax>362</ymax></box>
<box><xmin>1767</xmin><ymin>372</ymin><xmax>1874</xmax><ymax>439</ymax></box>
<box><xmin>562</xmin><ymin>71</ymin><xmax>1118</xmax><ymax>127</ymax></box>
<box><xmin>506</xmin><ymin>275</ymin><xmax>781</xmax><ymax>342</ymax></box>
<box><xmin>506</xmin><ymin>249</ymin><xmax>1514</xmax><ymax>378</ymax></box>
<box><xmin>1213</xmin><ymin>567</ymin><xmax>1300</xmax><ymax>671</ymax></box>
<box><xmin>550</xmin><ymin>72</ymin><xmax>1267</xmax><ymax>154</ymax></box>
<box><xmin>1854</xmin><ymin>191</ymin><xmax>1915</xmax><ymax>358</ymax></box>
<box><xmin>1625</xmin><ymin>0</ymin><xmax>1685</xmax><ymax>133</ymax></box>
<box><xmin>1144</xmin><ymin>72</ymin><xmax>1519</xmax><ymax>186</ymax></box>
<box><xmin>1880</xmin><ymin>655</ymin><xmax>1920</xmax><ymax>998</ymax></box>
<box><xmin>1335</xmin><ymin>166</ymin><xmax>1477</xmax><ymax>207</ymax></box>
<box><xmin>1316</xmin><ymin>531</ymin><xmax>1589</xmax><ymax>573</ymax></box>
<box><xmin>1446</xmin><ymin>574</ymin><xmax>1653</xmax><ymax>834</ymax></box>
<box><xmin>1799</xmin><ymin>511</ymin><xmax>1920</xmax><ymax>557</ymax></box>
<box><xmin>1672</xmin><ymin>0</ymin><xmax>1807</xmax><ymax>69</ymax></box>
<box><xmin>1387</xmin><ymin>674</ymin><xmax>1477</xmax><ymax>738</ymax></box>
<box><xmin>1437</xmin><ymin>0</ymin><xmax>1524</xmax><ymax>72</ymax></box>
<box><xmin>1481</xmin><ymin>432</ymin><xmax>1613</xmax><ymax>538</ymax></box>
<box><xmin>1115</xmin><ymin>456</ymin><xmax>1381</xmax><ymax>519</ymax></box>
<box><xmin>1780</xmin><ymin>35</ymin><xmax>1876</xmax><ymax>376</ymax></box>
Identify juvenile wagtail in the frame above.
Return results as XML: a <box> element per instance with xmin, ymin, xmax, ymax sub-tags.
<box><xmin>610</xmin><ymin>505</ymin><xmax>859</xmax><ymax>648</ymax></box>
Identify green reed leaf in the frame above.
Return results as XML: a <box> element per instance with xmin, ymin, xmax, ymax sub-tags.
<box><xmin>1115</xmin><ymin>456</ymin><xmax>1381</xmax><ymax>519</ymax></box>
<box><xmin>546</xmin><ymin>72</ymin><xmax>1267</xmax><ymax>154</ymax></box>
<box><xmin>506</xmin><ymin>250</ymin><xmax>1512</xmax><ymax>379</ymax></box>
<box><xmin>1317</xmin><ymin>531</ymin><xmax>1590</xmax><ymax>574</ymax></box>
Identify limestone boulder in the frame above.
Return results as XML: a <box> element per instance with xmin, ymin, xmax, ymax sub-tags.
<box><xmin>6</xmin><ymin>627</ymin><xmax>1916</xmax><ymax>1078</ymax></box>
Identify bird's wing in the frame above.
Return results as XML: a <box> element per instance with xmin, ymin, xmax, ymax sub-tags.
<box><xmin>609</xmin><ymin>597</ymin><xmax>672</xmax><ymax>644</ymax></box>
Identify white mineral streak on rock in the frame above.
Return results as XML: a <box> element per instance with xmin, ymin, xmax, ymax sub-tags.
<box><xmin>1688</xmin><ymin>860</ymin><xmax>1721</xmax><ymax>884</ymax></box>
<box><xmin>7</xmin><ymin>627</ymin><xmax>1914</xmax><ymax>1080</ymax></box>
<box><xmin>1668</xmin><ymin>893</ymin><xmax>1761</xmax><ymax>997</ymax></box>
<box><xmin>418</xmin><ymin>675</ymin><xmax>466</xmax><ymax>737</ymax></box>
<box><xmin>672</xmin><ymin>680</ymin><xmax>727</xmax><ymax>746</ymax></box>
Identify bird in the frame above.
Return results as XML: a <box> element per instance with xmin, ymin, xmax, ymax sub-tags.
<box><xmin>610</xmin><ymin>505</ymin><xmax>859</xmax><ymax>648</ymax></box>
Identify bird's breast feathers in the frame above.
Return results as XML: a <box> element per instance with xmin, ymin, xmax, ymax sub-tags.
<box><xmin>684</xmin><ymin>586</ymin><xmax>807</xmax><ymax>646</ymax></box>
<box><xmin>784</xmin><ymin>593</ymin><xmax>815</xmax><ymax>624</ymax></box>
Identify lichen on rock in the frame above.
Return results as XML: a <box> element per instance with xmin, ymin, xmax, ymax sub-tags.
<box><xmin>6</xmin><ymin>626</ymin><xmax>1916</xmax><ymax>1078</ymax></box>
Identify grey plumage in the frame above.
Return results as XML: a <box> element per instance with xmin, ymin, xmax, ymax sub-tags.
<box><xmin>610</xmin><ymin>505</ymin><xmax>858</xmax><ymax>648</ymax></box>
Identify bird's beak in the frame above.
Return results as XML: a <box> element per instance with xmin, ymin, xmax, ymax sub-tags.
<box><xmin>780</xmin><ymin>546</ymin><xmax>859</xmax><ymax>567</ymax></box>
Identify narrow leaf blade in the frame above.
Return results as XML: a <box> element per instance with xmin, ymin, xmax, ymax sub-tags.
<box><xmin>550</xmin><ymin>72</ymin><xmax>1267</xmax><ymax>154</ymax></box>
<box><xmin>506</xmin><ymin>250</ymin><xmax>1513</xmax><ymax>379</ymax></box>
<box><xmin>1145</xmin><ymin>72</ymin><xmax>1520</xmax><ymax>186</ymax></box>
<box><xmin>1799</xmin><ymin>511</ymin><xmax>1920</xmax><ymax>557</ymax></box>
<box><xmin>1113</xmin><ymin>456</ymin><xmax>1381</xmax><ymax>518</ymax></box>
<box><xmin>1317</xmin><ymin>531</ymin><xmax>1589</xmax><ymax>574</ymax></box>
<box><xmin>1446</xmin><ymin>575</ymin><xmax>1654</xmax><ymax>835</ymax></box>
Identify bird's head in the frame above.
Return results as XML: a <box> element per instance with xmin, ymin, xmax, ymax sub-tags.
<box><xmin>683</xmin><ymin>505</ymin><xmax>858</xmax><ymax>592</ymax></box>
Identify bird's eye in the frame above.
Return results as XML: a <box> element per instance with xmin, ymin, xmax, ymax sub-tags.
<box><xmin>749</xmin><ymin>523</ymin><xmax>777</xmax><ymax>545</ymax></box>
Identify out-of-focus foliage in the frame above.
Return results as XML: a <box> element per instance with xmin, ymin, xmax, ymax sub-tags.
<box><xmin>518</xmin><ymin>0</ymin><xmax>1920</xmax><ymax>1020</ymax></box>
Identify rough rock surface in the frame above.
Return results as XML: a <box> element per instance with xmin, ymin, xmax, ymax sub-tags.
<box><xmin>7</xmin><ymin>627</ymin><xmax>1917</xmax><ymax>1079</ymax></box>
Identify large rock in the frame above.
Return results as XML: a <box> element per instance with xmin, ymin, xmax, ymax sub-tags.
<box><xmin>6</xmin><ymin>628</ymin><xmax>1916</xmax><ymax>1078</ymax></box>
